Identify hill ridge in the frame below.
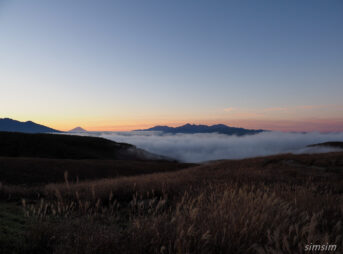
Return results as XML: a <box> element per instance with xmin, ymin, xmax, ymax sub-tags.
<box><xmin>0</xmin><ymin>131</ymin><xmax>171</xmax><ymax>161</ymax></box>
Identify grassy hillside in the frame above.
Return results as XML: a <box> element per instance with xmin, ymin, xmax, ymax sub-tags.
<box><xmin>1</xmin><ymin>151</ymin><xmax>342</xmax><ymax>253</ymax></box>
<box><xmin>0</xmin><ymin>157</ymin><xmax>194</xmax><ymax>185</ymax></box>
<box><xmin>0</xmin><ymin>131</ymin><xmax>193</xmax><ymax>253</ymax></box>
<box><xmin>0</xmin><ymin>131</ymin><xmax>165</xmax><ymax>160</ymax></box>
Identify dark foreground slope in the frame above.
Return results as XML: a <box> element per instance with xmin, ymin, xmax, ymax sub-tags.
<box><xmin>0</xmin><ymin>131</ymin><xmax>168</xmax><ymax>160</ymax></box>
<box><xmin>0</xmin><ymin>157</ymin><xmax>193</xmax><ymax>185</ymax></box>
<box><xmin>0</xmin><ymin>132</ymin><xmax>194</xmax><ymax>185</ymax></box>
<box><xmin>1</xmin><ymin>152</ymin><xmax>342</xmax><ymax>253</ymax></box>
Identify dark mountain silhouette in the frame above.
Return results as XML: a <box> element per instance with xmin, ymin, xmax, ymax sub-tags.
<box><xmin>136</xmin><ymin>123</ymin><xmax>265</xmax><ymax>136</ymax></box>
<box><xmin>308</xmin><ymin>142</ymin><xmax>343</xmax><ymax>149</ymax></box>
<box><xmin>69</xmin><ymin>127</ymin><xmax>87</xmax><ymax>132</ymax></box>
<box><xmin>0</xmin><ymin>118</ymin><xmax>60</xmax><ymax>133</ymax></box>
<box><xmin>0</xmin><ymin>131</ymin><xmax>171</xmax><ymax>161</ymax></box>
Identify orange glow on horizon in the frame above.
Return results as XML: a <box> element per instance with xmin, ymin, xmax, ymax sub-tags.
<box><xmin>45</xmin><ymin>118</ymin><xmax>343</xmax><ymax>133</ymax></box>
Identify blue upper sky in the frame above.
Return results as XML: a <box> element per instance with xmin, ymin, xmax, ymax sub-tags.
<box><xmin>1</xmin><ymin>0</ymin><xmax>342</xmax><ymax>131</ymax></box>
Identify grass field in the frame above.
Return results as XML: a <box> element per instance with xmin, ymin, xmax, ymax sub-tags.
<box><xmin>0</xmin><ymin>157</ymin><xmax>194</xmax><ymax>185</ymax></box>
<box><xmin>1</xmin><ymin>151</ymin><xmax>342</xmax><ymax>253</ymax></box>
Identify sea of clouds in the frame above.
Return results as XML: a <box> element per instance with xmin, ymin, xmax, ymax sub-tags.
<box><xmin>71</xmin><ymin>131</ymin><xmax>343</xmax><ymax>163</ymax></box>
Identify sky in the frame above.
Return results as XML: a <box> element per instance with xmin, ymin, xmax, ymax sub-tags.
<box><xmin>1</xmin><ymin>0</ymin><xmax>342</xmax><ymax>132</ymax></box>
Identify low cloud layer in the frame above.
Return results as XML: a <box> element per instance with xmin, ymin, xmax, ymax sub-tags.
<box><xmin>74</xmin><ymin>131</ymin><xmax>343</xmax><ymax>163</ymax></box>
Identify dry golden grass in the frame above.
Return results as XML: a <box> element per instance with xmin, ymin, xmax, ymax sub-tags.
<box><xmin>2</xmin><ymin>152</ymin><xmax>343</xmax><ymax>253</ymax></box>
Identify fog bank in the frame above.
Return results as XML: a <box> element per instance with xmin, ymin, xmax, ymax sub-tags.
<box><xmin>71</xmin><ymin>131</ymin><xmax>343</xmax><ymax>162</ymax></box>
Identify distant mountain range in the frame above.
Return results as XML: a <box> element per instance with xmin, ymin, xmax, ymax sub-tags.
<box><xmin>69</xmin><ymin>127</ymin><xmax>87</xmax><ymax>132</ymax></box>
<box><xmin>1</xmin><ymin>118</ymin><xmax>265</xmax><ymax>136</ymax></box>
<box><xmin>135</xmin><ymin>123</ymin><xmax>265</xmax><ymax>136</ymax></box>
<box><xmin>0</xmin><ymin>118</ymin><xmax>60</xmax><ymax>133</ymax></box>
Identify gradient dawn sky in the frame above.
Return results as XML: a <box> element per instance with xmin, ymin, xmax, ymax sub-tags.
<box><xmin>1</xmin><ymin>0</ymin><xmax>342</xmax><ymax>132</ymax></box>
